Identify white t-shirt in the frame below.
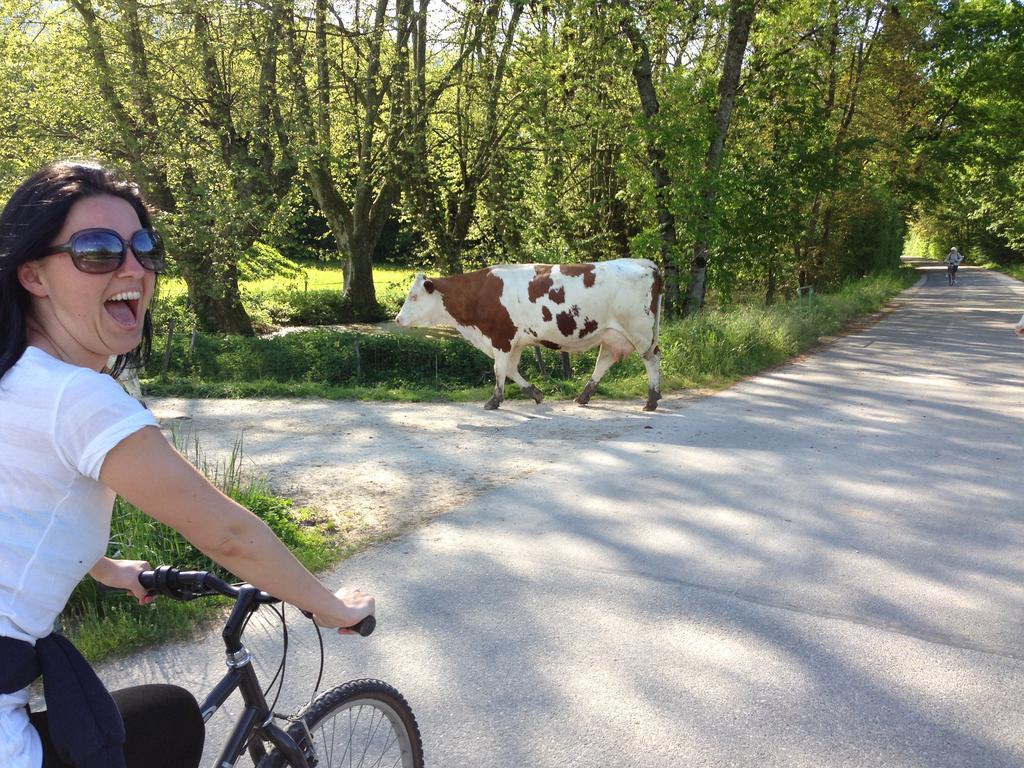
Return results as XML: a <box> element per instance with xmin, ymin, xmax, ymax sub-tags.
<box><xmin>0</xmin><ymin>346</ymin><xmax>158</xmax><ymax>768</ymax></box>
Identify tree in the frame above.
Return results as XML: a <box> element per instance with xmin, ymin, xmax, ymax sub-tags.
<box><xmin>684</xmin><ymin>0</ymin><xmax>757</xmax><ymax>315</ymax></box>
<box><xmin>912</xmin><ymin>0</ymin><xmax>1024</xmax><ymax>262</ymax></box>
<box><xmin>62</xmin><ymin>0</ymin><xmax>300</xmax><ymax>333</ymax></box>
<box><xmin>401</xmin><ymin>0</ymin><xmax>526</xmax><ymax>274</ymax></box>
<box><xmin>283</xmin><ymin>0</ymin><xmax>418</xmax><ymax>317</ymax></box>
<box><xmin>618</xmin><ymin>0</ymin><xmax>683</xmax><ymax>313</ymax></box>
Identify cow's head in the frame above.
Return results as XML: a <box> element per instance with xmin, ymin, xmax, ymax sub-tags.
<box><xmin>1015</xmin><ymin>313</ymin><xmax>1024</xmax><ymax>338</ymax></box>
<box><xmin>395</xmin><ymin>273</ymin><xmax>444</xmax><ymax>327</ymax></box>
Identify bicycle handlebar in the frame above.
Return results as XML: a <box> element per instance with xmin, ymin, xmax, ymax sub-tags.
<box><xmin>138</xmin><ymin>566</ymin><xmax>376</xmax><ymax>637</ymax></box>
<box><xmin>138</xmin><ymin>565</ymin><xmax>277</xmax><ymax>603</ymax></box>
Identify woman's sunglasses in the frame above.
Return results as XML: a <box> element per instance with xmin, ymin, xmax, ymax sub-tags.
<box><xmin>43</xmin><ymin>228</ymin><xmax>165</xmax><ymax>274</ymax></box>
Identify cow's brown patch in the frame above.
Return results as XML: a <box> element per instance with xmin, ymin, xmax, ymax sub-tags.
<box><xmin>579</xmin><ymin>318</ymin><xmax>599</xmax><ymax>338</ymax></box>
<box><xmin>561</xmin><ymin>264</ymin><xmax>596</xmax><ymax>288</ymax></box>
<box><xmin>650</xmin><ymin>266</ymin><xmax>662</xmax><ymax>316</ymax></box>
<box><xmin>541</xmin><ymin>306</ymin><xmax>552</xmax><ymax>322</ymax></box>
<box><xmin>556</xmin><ymin>310</ymin><xmax>577</xmax><ymax>337</ymax></box>
<box><xmin>436</xmin><ymin>268</ymin><xmax>517</xmax><ymax>353</ymax></box>
<box><xmin>528</xmin><ymin>266</ymin><xmax>553</xmax><ymax>303</ymax></box>
<box><xmin>548</xmin><ymin>287</ymin><xmax>565</xmax><ymax>304</ymax></box>
<box><xmin>540</xmin><ymin>340</ymin><xmax>561</xmax><ymax>350</ymax></box>
<box><xmin>571</xmin><ymin>304</ymin><xmax>581</xmax><ymax>317</ymax></box>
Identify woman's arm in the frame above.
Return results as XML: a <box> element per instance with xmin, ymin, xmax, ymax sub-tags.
<box><xmin>99</xmin><ymin>426</ymin><xmax>373</xmax><ymax>630</ymax></box>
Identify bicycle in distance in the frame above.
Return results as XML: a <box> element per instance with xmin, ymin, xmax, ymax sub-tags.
<box><xmin>138</xmin><ymin>566</ymin><xmax>424</xmax><ymax>768</ymax></box>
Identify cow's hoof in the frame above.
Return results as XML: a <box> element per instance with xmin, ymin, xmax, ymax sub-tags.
<box><xmin>524</xmin><ymin>386</ymin><xmax>544</xmax><ymax>404</ymax></box>
<box><xmin>576</xmin><ymin>381</ymin><xmax>596</xmax><ymax>406</ymax></box>
<box><xmin>484</xmin><ymin>397</ymin><xmax>502</xmax><ymax>410</ymax></box>
<box><xmin>643</xmin><ymin>390</ymin><xmax>662</xmax><ymax>411</ymax></box>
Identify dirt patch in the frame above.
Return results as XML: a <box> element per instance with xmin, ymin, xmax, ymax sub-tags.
<box><xmin>149</xmin><ymin>392</ymin><xmax>707</xmax><ymax>548</ymax></box>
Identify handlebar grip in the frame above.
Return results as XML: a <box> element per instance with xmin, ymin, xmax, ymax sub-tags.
<box><xmin>350</xmin><ymin>615</ymin><xmax>376</xmax><ymax>637</ymax></box>
<box><xmin>299</xmin><ymin>610</ymin><xmax>375</xmax><ymax>636</ymax></box>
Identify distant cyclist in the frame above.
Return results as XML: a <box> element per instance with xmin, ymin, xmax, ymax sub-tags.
<box><xmin>944</xmin><ymin>246</ymin><xmax>964</xmax><ymax>285</ymax></box>
<box><xmin>0</xmin><ymin>161</ymin><xmax>375</xmax><ymax>768</ymax></box>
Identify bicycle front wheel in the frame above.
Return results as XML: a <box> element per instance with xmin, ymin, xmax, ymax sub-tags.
<box><xmin>259</xmin><ymin>678</ymin><xmax>423</xmax><ymax>768</ymax></box>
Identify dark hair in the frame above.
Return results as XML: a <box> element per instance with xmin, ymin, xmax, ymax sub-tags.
<box><xmin>0</xmin><ymin>161</ymin><xmax>156</xmax><ymax>380</ymax></box>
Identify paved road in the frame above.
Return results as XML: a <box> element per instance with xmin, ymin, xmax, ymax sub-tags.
<box><xmin>97</xmin><ymin>261</ymin><xmax>1024</xmax><ymax>767</ymax></box>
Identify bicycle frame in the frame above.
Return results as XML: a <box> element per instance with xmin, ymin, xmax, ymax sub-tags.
<box><xmin>197</xmin><ymin>584</ymin><xmax>310</xmax><ymax>768</ymax></box>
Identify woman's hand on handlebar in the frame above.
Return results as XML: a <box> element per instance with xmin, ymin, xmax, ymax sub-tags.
<box><xmin>313</xmin><ymin>587</ymin><xmax>375</xmax><ymax>635</ymax></box>
<box><xmin>89</xmin><ymin>557</ymin><xmax>157</xmax><ymax>605</ymax></box>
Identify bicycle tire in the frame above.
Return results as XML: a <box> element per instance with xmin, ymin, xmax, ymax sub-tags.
<box><xmin>257</xmin><ymin>678</ymin><xmax>424</xmax><ymax>768</ymax></box>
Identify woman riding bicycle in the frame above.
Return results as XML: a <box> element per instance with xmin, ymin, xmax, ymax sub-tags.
<box><xmin>944</xmin><ymin>246</ymin><xmax>964</xmax><ymax>285</ymax></box>
<box><xmin>0</xmin><ymin>161</ymin><xmax>375</xmax><ymax>768</ymax></box>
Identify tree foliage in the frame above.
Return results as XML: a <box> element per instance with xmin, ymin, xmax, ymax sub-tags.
<box><xmin>1</xmin><ymin>0</ymin><xmax>1019</xmax><ymax>330</ymax></box>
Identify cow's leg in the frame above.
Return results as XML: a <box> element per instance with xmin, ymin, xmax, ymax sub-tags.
<box><xmin>485</xmin><ymin>353</ymin><xmax>510</xmax><ymax>410</ymax></box>
<box><xmin>641</xmin><ymin>343</ymin><xmax>662</xmax><ymax>411</ymax></box>
<box><xmin>576</xmin><ymin>339</ymin><xmax>628</xmax><ymax>406</ymax></box>
<box><xmin>614</xmin><ymin>327</ymin><xmax>662</xmax><ymax>412</ymax></box>
<box><xmin>506</xmin><ymin>346</ymin><xmax>544</xmax><ymax>404</ymax></box>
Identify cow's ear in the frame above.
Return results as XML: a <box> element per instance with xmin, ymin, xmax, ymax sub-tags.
<box><xmin>423</xmin><ymin>279</ymin><xmax>435</xmax><ymax>294</ymax></box>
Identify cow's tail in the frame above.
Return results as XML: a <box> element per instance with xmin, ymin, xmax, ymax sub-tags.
<box><xmin>645</xmin><ymin>263</ymin><xmax>663</xmax><ymax>358</ymax></box>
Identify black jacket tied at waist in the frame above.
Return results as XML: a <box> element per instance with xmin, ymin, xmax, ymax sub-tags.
<box><xmin>0</xmin><ymin>633</ymin><xmax>126</xmax><ymax>768</ymax></box>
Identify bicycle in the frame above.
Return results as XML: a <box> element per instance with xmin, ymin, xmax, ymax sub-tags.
<box><xmin>138</xmin><ymin>565</ymin><xmax>424</xmax><ymax>768</ymax></box>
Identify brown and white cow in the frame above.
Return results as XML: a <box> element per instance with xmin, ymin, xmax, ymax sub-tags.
<box><xmin>1016</xmin><ymin>313</ymin><xmax>1024</xmax><ymax>338</ymax></box>
<box><xmin>395</xmin><ymin>258</ymin><xmax>663</xmax><ymax>410</ymax></box>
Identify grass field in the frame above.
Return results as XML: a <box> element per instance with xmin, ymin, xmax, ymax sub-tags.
<box><xmin>159</xmin><ymin>263</ymin><xmax>418</xmax><ymax>298</ymax></box>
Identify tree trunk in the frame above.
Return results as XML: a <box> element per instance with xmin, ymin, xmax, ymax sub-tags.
<box><xmin>683</xmin><ymin>0</ymin><xmax>756</xmax><ymax>316</ymax></box>
<box><xmin>346</xmin><ymin>229</ymin><xmax>381</xmax><ymax>318</ymax></box>
<box><xmin>187</xmin><ymin>257</ymin><xmax>254</xmax><ymax>334</ymax></box>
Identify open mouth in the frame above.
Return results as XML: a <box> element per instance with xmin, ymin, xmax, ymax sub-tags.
<box><xmin>105</xmin><ymin>290</ymin><xmax>142</xmax><ymax>328</ymax></box>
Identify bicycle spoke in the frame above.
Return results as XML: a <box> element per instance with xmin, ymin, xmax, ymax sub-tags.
<box><xmin>357</xmin><ymin>706</ymin><xmax>383</xmax><ymax>766</ymax></box>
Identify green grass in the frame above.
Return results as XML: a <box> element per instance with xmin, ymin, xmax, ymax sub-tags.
<box><xmin>159</xmin><ymin>264</ymin><xmax>417</xmax><ymax>300</ymax></box>
<box><xmin>142</xmin><ymin>267</ymin><xmax>920</xmax><ymax>404</ymax></box>
<box><xmin>658</xmin><ymin>269</ymin><xmax>918</xmax><ymax>389</ymax></box>
<box><xmin>975</xmin><ymin>259</ymin><xmax>1024</xmax><ymax>282</ymax></box>
<box><xmin>245</xmin><ymin>264</ymin><xmax>417</xmax><ymax>295</ymax></box>
<box><xmin>62</xmin><ymin>430</ymin><xmax>345</xmax><ymax>663</ymax></box>
<box><xmin>152</xmin><ymin>264</ymin><xmax>417</xmax><ymax>332</ymax></box>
